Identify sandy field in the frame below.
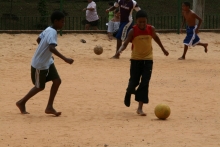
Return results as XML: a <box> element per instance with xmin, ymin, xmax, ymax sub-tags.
<box><xmin>0</xmin><ymin>32</ymin><xmax>220</xmax><ymax>147</ymax></box>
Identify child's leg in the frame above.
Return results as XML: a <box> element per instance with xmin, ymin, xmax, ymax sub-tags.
<box><xmin>196</xmin><ymin>42</ymin><xmax>208</xmax><ymax>53</ymax></box>
<box><xmin>178</xmin><ymin>45</ymin><xmax>188</xmax><ymax>60</ymax></box>
<box><xmin>108</xmin><ymin>32</ymin><xmax>113</xmax><ymax>40</ymax></box>
<box><xmin>110</xmin><ymin>39</ymin><xmax>122</xmax><ymax>59</ymax></box>
<box><xmin>45</xmin><ymin>78</ymin><xmax>62</xmax><ymax>116</ymax></box>
<box><xmin>85</xmin><ymin>24</ymin><xmax>90</xmax><ymax>30</ymax></box>
<box><xmin>135</xmin><ymin>60</ymin><xmax>153</xmax><ymax>115</ymax></box>
<box><xmin>92</xmin><ymin>26</ymin><xmax>99</xmax><ymax>30</ymax></box>
<box><xmin>44</xmin><ymin>63</ymin><xmax>62</xmax><ymax>116</ymax></box>
<box><xmin>16</xmin><ymin>87</ymin><xmax>43</xmax><ymax>114</ymax></box>
<box><xmin>137</xmin><ymin>102</ymin><xmax>146</xmax><ymax>116</ymax></box>
<box><xmin>124</xmin><ymin>60</ymin><xmax>141</xmax><ymax>107</ymax></box>
<box><xmin>16</xmin><ymin>66</ymin><xmax>46</xmax><ymax>114</ymax></box>
<box><xmin>135</xmin><ymin>61</ymin><xmax>152</xmax><ymax>103</ymax></box>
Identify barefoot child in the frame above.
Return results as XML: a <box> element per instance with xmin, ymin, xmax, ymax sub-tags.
<box><xmin>106</xmin><ymin>0</ymin><xmax>141</xmax><ymax>59</ymax></box>
<box><xmin>16</xmin><ymin>11</ymin><xmax>74</xmax><ymax>116</ymax></box>
<box><xmin>107</xmin><ymin>9</ymin><xmax>120</xmax><ymax>40</ymax></box>
<box><xmin>178</xmin><ymin>2</ymin><xmax>208</xmax><ymax>60</ymax></box>
<box><xmin>115</xmin><ymin>10</ymin><xmax>169</xmax><ymax>116</ymax></box>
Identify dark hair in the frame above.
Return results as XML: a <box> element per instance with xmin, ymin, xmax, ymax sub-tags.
<box><xmin>108</xmin><ymin>2</ymin><xmax>114</xmax><ymax>6</ymax></box>
<box><xmin>183</xmin><ymin>2</ymin><xmax>190</xmax><ymax>8</ymax></box>
<box><xmin>50</xmin><ymin>11</ymin><xmax>65</xmax><ymax>23</ymax></box>
<box><xmin>136</xmin><ymin>10</ymin><xmax>148</xmax><ymax>19</ymax></box>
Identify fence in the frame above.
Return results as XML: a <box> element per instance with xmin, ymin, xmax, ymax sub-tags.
<box><xmin>0</xmin><ymin>0</ymin><xmax>220</xmax><ymax>32</ymax></box>
<box><xmin>1</xmin><ymin>15</ymin><xmax>220</xmax><ymax>31</ymax></box>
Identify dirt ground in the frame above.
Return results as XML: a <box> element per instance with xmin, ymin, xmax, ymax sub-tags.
<box><xmin>0</xmin><ymin>32</ymin><xmax>220</xmax><ymax>147</ymax></box>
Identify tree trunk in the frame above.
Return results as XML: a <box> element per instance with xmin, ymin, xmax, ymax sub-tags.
<box><xmin>193</xmin><ymin>0</ymin><xmax>205</xmax><ymax>28</ymax></box>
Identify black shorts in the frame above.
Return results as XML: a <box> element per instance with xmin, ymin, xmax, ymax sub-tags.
<box><xmin>85</xmin><ymin>19</ymin><xmax>99</xmax><ymax>26</ymax></box>
<box><xmin>31</xmin><ymin>63</ymin><xmax>60</xmax><ymax>89</ymax></box>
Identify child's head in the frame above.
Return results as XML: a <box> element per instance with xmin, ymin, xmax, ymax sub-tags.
<box><xmin>51</xmin><ymin>11</ymin><xmax>65</xmax><ymax>29</ymax></box>
<box><xmin>135</xmin><ymin>10</ymin><xmax>148</xmax><ymax>30</ymax></box>
<box><xmin>182</xmin><ymin>2</ymin><xmax>190</xmax><ymax>11</ymax></box>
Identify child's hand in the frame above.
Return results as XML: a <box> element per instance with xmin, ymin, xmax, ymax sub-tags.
<box><xmin>106</xmin><ymin>9</ymin><xmax>110</xmax><ymax>13</ymax></box>
<box><xmin>163</xmin><ymin>50</ymin><xmax>169</xmax><ymax>56</ymax></box>
<box><xmin>83</xmin><ymin>8</ymin><xmax>87</xmax><ymax>11</ymax></box>
<box><xmin>65</xmin><ymin>58</ymin><xmax>74</xmax><ymax>64</ymax></box>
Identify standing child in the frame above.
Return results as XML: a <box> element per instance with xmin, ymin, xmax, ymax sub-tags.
<box><xmin>106</xmin><ymin>0</ymin><xmax>141</xmax><ymax>59</ymax></box>
<box><xmin>107</xmin><ymin>9</ymin><xmax>120</xmax><ymax>40</ymax></box>
<box><xmin>83</xmin><ymin>0</ymin><xmax>99</xmax><ymax>30</ymax></box>
<box><xmin>16</xmin><ymin>11</ymin><xmax>74</xmax><ymax>116</ymax></box>
<box><xmin>115</xmin><ymin>10</ymin><xmax>169</xmax><ymax>116</ymax></box>
<box><xmin>178</xmin><ymin>2</ymin><xmax>208</xmax><ymax>60</ymax></box>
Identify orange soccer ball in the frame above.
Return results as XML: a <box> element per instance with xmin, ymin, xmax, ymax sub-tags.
<box><xmin>154</xmin><ymin>104</ymin><xmax>171</xmax><ymax>120</ymax></box>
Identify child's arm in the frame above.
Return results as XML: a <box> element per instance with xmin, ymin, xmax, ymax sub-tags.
<box><xmin>151</xmin><ymin>27</ymin><xmax>169</xmax><ymax>56</ymax></box>
<box><xmin>106</xmin><ymin>6</ymin><xmax>116</xmax><ymax>13</ymax></box>
<box><xmin>49</xmin><ymin>45</ymin><xmax>74</xmax><ymax>64</ymax></box>
<box><xmin>106</xmin><ymin>1</ymin><xmax>118</xmax><ymax>13</ymax></box>
<box><xmin>194</xmin><ymin>13</ymin><xmax>202</xmax><ymax>34</ymax></box>
<box><xmin>115</xmin><ymin>29</ymin><xmax>134</xmax><ymax>56</ymax></box>
<box><xmin>36</xmin><ymin>37</ymin><xmax>41</xmax><ymax>44</ymax></box>
<box><xmin>83</xmin><ymin>7</ymin><xmax>95</xmax><ymax>11</ymax></box>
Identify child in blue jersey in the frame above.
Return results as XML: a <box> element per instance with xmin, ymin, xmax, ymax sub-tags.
<box><xmin>16</xmin><ymin>11</ymin><xmax>74</xmax><ymax>116</ymax></box>
<box><xmin>115</xmin><ymin>10</ymin><xmax>169</xmax><ymax>116</ymax></box>
<box><xmin>178</xmin><ymin>2</ymin><xmax>208</xmax><ymax>60</ymax></box>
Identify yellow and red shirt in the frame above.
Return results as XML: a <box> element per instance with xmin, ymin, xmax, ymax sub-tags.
<box><xmin>131</xmin><ymin>24</ymin><xmax>153</xmax><ymax>60</ymax></box>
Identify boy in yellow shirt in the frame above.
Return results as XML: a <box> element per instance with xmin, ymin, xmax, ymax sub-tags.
<box><xmin>115</xmin><ymin>10</ymin><xmax>169</xmax><ymax>116</ymax></box>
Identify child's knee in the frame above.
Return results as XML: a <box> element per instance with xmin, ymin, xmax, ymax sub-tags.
<box><xmin>53</xmin><ymin>78</ymin><xmax>61</xmax><ymax>85</ymax></box>
<box><xmin>127</xmin><ymin>85</ymin><xmax>137</xmax><ymax>94</ymax></box>
<box><xmin>35</xmin><ymin>87</ymin><xmax>45</xmax><ymax>91</ymax></box>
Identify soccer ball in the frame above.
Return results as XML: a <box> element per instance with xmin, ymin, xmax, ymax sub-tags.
<box><xmin>94</xmin><ymin>45</ymin><xmax>103</xmax><ymax>55</ymax></box>
<box><xmin>154</xmin><ymin>104</ymin><xmax>171</xmax><ymax>120</ymax></box>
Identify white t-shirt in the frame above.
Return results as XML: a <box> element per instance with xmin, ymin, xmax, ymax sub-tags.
<box><xmin>31</xmin><ymin>27</ymin><xmax>57</xmax><ymax>70</ymax></box>
<box><xmin>86</xmin><ymin>1</ymin><xmax>99</xmax><ymax>22</ymax></box>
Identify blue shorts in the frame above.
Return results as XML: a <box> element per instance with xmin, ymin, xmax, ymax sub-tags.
<box><xmin>115</xmin><ymin>21</ymin><xmax>133</xmax><ymax>41</ymax></box>
<box><xmin>183</xmin><ymin>26</ymin><xmax>200</xmax><ymax>46</ymax></box>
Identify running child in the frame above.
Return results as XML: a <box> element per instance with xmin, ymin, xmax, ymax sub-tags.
<box><xmin>178</xmin><ymin>2</ymin><xmax>208</xmax><ymax>60</ymax></box>
<box><xmin>115</xmin><ymin>10</ymin><xmax>169</xmax><ymax>116</ymax></box>
<box><xmin>106</xmin><ymin>0</ymin><xmax>141</xmax><ymax>59</ymax></box>
<box><xmin>16</xmin><ymin>11</ymin><xmax>74</xmax><ymax>116</ymax></box>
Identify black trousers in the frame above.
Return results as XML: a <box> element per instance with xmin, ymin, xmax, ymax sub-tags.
<box><xmin>126</xmin><ymin>60</ymin><xmax>153</xmax><ymax>103</ymax></box>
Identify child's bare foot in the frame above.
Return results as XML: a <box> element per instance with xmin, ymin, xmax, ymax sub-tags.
<box><xmin>136</xmin><ymin>109</ymin><xmax>146</xmax><ymax>116</ymax></box>
<box><xmin>178</xmin><ymin>57</ymin><xmax>185</xmax><ymax>60</ymax></box>
<box><xmin>16</xmin><ymin>101</ymin><xmax>29</xmax><ymax>114</ymax></box>
<box><xmin>204</xmin><ymin>43</ymin><xmax>208</xmax><ymax>53</ymax></box>
<box><xmin>45</xmin><ymin>108</ymin><xmax>61</xmax><ymax>116</ymax></box>
<box><xmin>110</xmin><ymin>55</ymin><xmax>120</xmax><ymax>59</ymax></box>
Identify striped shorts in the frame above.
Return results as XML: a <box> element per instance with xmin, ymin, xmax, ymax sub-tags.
<box><xmin>31</xmin><ymin>63</ymin><xmax>60</xmax><ymax>89</ymax></box>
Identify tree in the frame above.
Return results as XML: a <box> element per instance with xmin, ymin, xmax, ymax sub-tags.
<box><xmin>193</xmin><ymin>0</ymin><xmax>205</xmax><ymax>28</ymax></box>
